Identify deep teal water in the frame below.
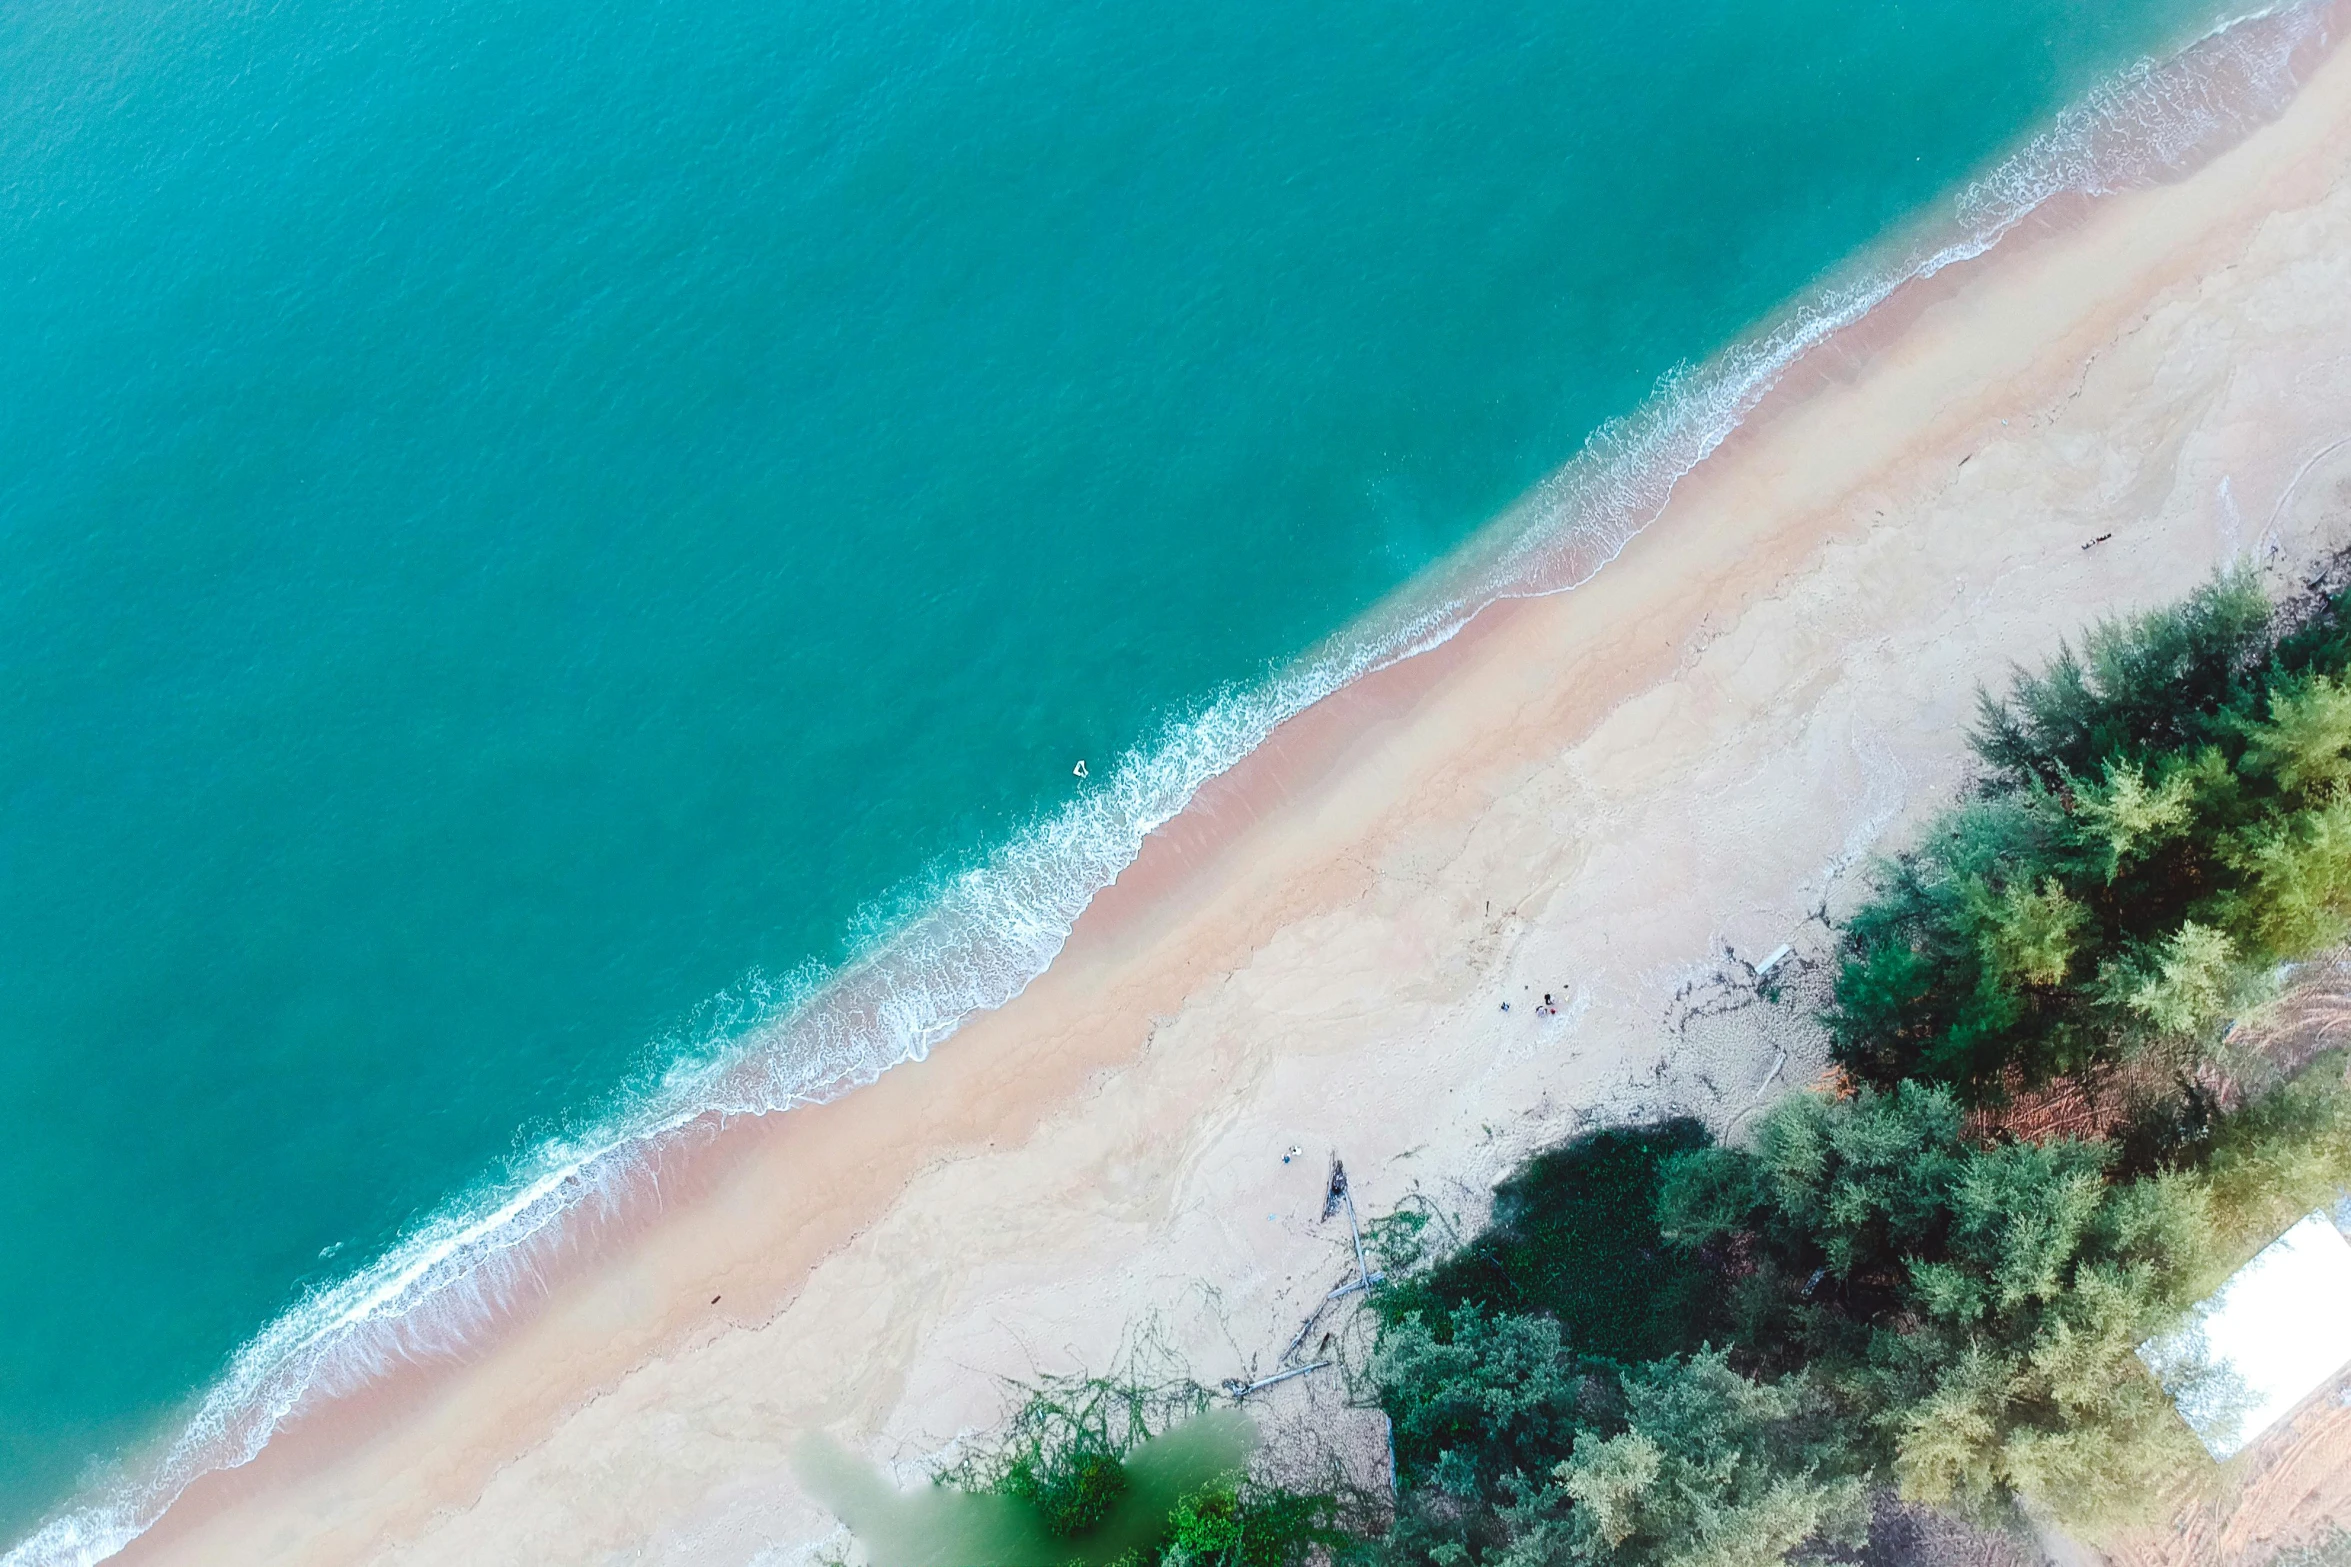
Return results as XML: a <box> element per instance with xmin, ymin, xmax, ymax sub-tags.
<box><xmin>0</xmin><ymin>0</ymin><xmax>2283</xmax><ymax>1551</ymax></box>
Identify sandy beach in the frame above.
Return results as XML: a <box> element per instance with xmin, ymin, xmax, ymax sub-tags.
<box><xmin>106</xmin><ymin>12</ymin><xmax>2351</xmax><ymax>1566</ymax></box>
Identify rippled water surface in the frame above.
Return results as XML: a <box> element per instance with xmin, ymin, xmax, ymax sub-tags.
<box><xmin>0</xmin><ymin>0</ymin><xmax>2280</xmax><ymax>1550</ymax></box>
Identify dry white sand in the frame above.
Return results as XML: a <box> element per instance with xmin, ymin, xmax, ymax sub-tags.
<box><xmin>115</xmin><ymin>16</ymin><xmax>2351</xmax><ymax>1567</ymax></box>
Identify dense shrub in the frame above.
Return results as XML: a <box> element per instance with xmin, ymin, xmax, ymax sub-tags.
<box><xmin>1007</xmin><ymin>1443</ymin><xmax>1131</xmax><ymax>1537</ymax></box>
<box><xmin>928</xmin><ymin>1373</ymin><xmax>1338</xmax><ymax>1567</ymax></box>
<box><xmin>939</xmin><ymin>1371</ymin><xmax>1212</xmax><ymax>1538</ymax></box>
<box><xmin>1382</xmin><ymin>1122</ymin><xmax>1721</xmax><ymax>1364</ymax></box>
<box><xmin>1161</xmin><ymin>1477</ymin><xmax>1346</xmax><ymax>1567</ymax></box>
<box><xmin>1374</xmin><ymin>1304</ymin><xmax>1619</xmax><ymax>1489</ymax></box>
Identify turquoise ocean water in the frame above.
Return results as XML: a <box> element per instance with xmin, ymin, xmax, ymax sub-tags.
<box><xmin>0</xmin><ymin>0</ymin><xmax>2324</xmax><ymax>1555</ymax></box>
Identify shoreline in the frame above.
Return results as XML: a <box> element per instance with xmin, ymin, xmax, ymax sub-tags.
<box><xmin>30</xmin><ymin>3</ymin><xmax>2351</xmax><ymax>1562</ymax></box>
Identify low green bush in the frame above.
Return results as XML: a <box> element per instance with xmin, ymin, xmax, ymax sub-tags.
<box><xmin>1374</xmin><ymin>1303</ymin><xmax>1619</xmax><ymax>1489</ymax></box>
<box><xmin>1382</xmin><ymin>1121</ymin><xmax>1720</xmax><ymax>1364</ymax></box>
<box><xmin>938</xmin><ymin>1371</ymin><xmax>1211</xmax><ymax>1538</ymax></box>
<box><xmin>1006</xmin><ymin>1443</ymin><xmax>1130</xmax><ymax>1537</ymax></box>
<box><xmin>1160</xmin><ymin>1476</ymin><xmax>1345</xmax><ymax>1567</ymax></box>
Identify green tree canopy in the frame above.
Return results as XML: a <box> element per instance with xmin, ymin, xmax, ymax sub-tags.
<box><xmin>1541</xmin><ymin>1352</ymin><xmax>1867</xmax><ymax>1567</ymax></box>
<box><xmin>1830</xmin><ymin>572</ymin><xmax>2351</xmax><ymax>1096</ymax></box>
<box><xmin>1657</xmin><ymin>1065</ymin><xmax>2351</xmax><ymax>1530</ymax></box>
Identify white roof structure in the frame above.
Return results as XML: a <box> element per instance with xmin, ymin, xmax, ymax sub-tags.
<box><xmin>2139</xmin><ymin>1210</ymin><xmax>2351</xmax><ymax>1460</ymax></box>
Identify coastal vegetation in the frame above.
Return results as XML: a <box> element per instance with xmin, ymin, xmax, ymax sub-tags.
<box><xmin>1829</xmin><ymin>570</ymin><xmax>2351</xmax><ymax>1097</ymax></box>
<box><xmin>1372</xmin><ymin>1121</ymin><xmax>1719</xmax><ymax>1365</ymax></box>
<box><xmin>938</xmin><ymin>1372</ymin><xmax>1208</xmax><ymax>1536</ymax></box>
<box><xmin>893</xmin><ymin>569</ymin><xmax>2351</xmax><ymax>1567</ymax></box>
<box><xmin>1362</xmin><ymin>1062</ymin><xmax>2351</xmax><ymax>1565</ymax></box>
<box><xmin>912</xmin><ymin>1367</ymin><xmax>1346</xmax><ymax>1567</ymax></box>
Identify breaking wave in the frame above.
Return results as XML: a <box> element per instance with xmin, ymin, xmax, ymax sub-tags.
<box><xmin>7</xmin><ymin>3</ymin><xmax>2335</xmax><ymax>1560</ymax></box>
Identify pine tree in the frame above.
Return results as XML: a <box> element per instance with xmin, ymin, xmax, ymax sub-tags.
<box><xmin>1654</xmin><ymin>1068</ymin><xmax>2351</xmax><ymax>1534</ymax></box>
<box><xmin>1544</xmin><ymin>1353</ymin><xmax>1867</xmax><ymax>1567</ymax></box>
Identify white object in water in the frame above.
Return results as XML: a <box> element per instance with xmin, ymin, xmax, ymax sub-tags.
<box><xmin>1755</xmin><ymin>944</ymin><xmax>1793</xmax><ymax>978</ymax></box>
<box><xmin>2139</xmin><ymin>1211</ymin><xmax>2351</xmax><ymax>1459</ymax></box>
<box><xmin>1072</xmin><ymin>758</ymin><xmax>1088</xmax><ymax>779</ymax></box>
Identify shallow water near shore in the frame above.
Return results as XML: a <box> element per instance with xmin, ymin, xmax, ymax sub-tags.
<box><xmin>0</xmin><ymin>0</ymin><xmax>2319</xmax><ymax>1556</ymax></box>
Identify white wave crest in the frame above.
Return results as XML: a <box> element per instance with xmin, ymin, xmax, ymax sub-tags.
<box><xmin>6</xmin><ymin>3</ymin><xmax>2333</xmax><ymax>1561</ymax></box>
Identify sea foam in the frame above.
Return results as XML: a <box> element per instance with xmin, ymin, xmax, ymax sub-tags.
<box><xmin>4</xmin><ymin>3</ymin><xmax>2334</xmax><ymax>1561</ymax></box>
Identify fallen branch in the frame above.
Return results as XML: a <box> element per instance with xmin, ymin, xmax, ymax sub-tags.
<box><xmin>1222</xmin><ymin>1361</ymin><xmax>1330</xmax><ymax>1400</ymax></box>
<box><xmin>1279</xmin><ymin>1299</ymin><xmax>1329</xmax><ymax>1366</ymax></box>
<box><xmin>1326</xmin><ymin>1160</ymin><xmax>1371</xmax><ymax>1284</ymax></box>
<box><xmin>1261</xmin><ymin>1156</ymin><xmax>1387</xmax><ymax>1376</ymax></box>
<box><xmin>1345</xmin><ymin>1192</ymin><xmax>1370</xmax><ymax>1284</ymax></box>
